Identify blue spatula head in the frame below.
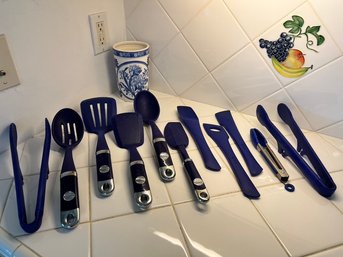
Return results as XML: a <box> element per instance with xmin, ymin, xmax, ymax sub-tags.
<box><xmin>111</xmin><ymin>112</ymin><xmax>144</xmax><ymax>149</ymax></box>
<box><xmin>164</xmin><ymin>122</ymin><xmax>189</xmax><ymax>150</ymax></box>
<box><xmin>80</xmin><ymin>97</ymin><xmax>117</xmax><ymax>134</ymax></box>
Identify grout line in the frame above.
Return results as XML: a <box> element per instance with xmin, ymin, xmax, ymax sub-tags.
<box><xmin>0</xmin><ymin>178</ymin><xmax>13</xmax><ymax>223</ymax></box>
<box><xmin>250</xmin><ymin>200</ymin><xmax>292</xmax><ymax>257</ymax></box>
<box><xmin>307</xmin><ymin>1</ymin><xmax>343</xmax><ymax>56</ymax></box>
<box><xmin>317</xmin><ymin>119</ymin><xmax>343</xmax><ymax>135</ymax></box>
<box><xmin>305</xmin><ymin>242</ymin><xmax>343</xmax><ymax>256</ymax></box>
<box><xmin>163</xmin><ymin>183</ymin><xmax>194</xmax><ymax>257</ymax></box>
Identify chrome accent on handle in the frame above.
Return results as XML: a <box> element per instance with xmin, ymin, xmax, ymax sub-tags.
<box><xmin>61</xmin><ymin>208</ymin><xmax>79</xmax><ymax>229</ymax></box>
<box><xmin>153</xmin><ymin>137</ymin><xmax>166</xmax><ymax>143</ymax></box>
<box><xmin>195</xmin><ymin>188</ymin><xmax>210</xmax><ymax>203</ymax></box>
<box><xmin>60</xmin><ymin>170</ymin><xmax>77</xmax><ymax>179</ymax></box>
<box><xmin>159</xmin><ymin>165</ymin><xmax>175</xmax><ymax>182</ymax></box>
<box><xmin>130</xmin><ymin>160</ymin><xmax>144</xmax><ymax>166</ymax></box>
<box><xmin>96</xmin><ymin>149</ymin><xmax>110</xmax><ymax>155</ymax></box>
<box><xmin>134</xmin><ymin>191</ymin><xmax>152</xmax><ymax>210</ymax></box>
<box><xmin>98</xmin><ymin>179</ymin><xmax>114</xmax><ymax>197</ymax></box>
<box><xmin>257</xmin><ymin>144</ymin><xmax>289</xmax><ymax>182</ymax></box>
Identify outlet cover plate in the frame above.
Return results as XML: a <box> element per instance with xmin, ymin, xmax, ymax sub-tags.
<box><xmin>89</xmin><ymin>12</ymin><xmax>110</xmax><ymax>55</ymax></box>
<box><xmin>0</xmin><ymin>34</ymin><xmax>20</xmax><ymax>91</ymax></box>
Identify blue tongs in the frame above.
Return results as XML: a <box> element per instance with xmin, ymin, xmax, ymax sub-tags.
<box><xmin>9</xmin><ymin>119</ymin><xmax>51</xmax><ymax>233</ymax></box>
<box><xmin>256</xmin><ymin>104</ymin><xmax>336</xmax><ymax>197</ymax></box>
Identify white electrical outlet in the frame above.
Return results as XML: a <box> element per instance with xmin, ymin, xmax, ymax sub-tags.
<box><xmin>0</xmin><ymin>34</ymin><xmax>20</xmax><ymax>91</ymax></box>
<box><xmin>89</xmin><ymin>12</ymin><xmax>110</xmax><ymax>55</ymax></box>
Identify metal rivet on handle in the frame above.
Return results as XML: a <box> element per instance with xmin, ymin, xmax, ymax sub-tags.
<box><xmin>99</xmin><ymin>165</ymin><xmax>110</xmax><ymax>173</ymax></box>
<box><xmin>63</xmin><ymin>191</ymin><xmax>75</xmax><ymax>201</ymax></box>
<box><xmin>193</xmin><ymin>178</ymin><xmax>204</xmax><ymax>186</ymax></box>
<box><xmin>135</xmin><ymin>176</ymin><xmax>146</xmax><ymax>184</ymax></box>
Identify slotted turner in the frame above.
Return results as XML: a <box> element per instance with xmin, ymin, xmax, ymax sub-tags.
<box><xmin>81</xmin><ymin>97</ymin><xmax>116</xmax><ymax>196</ymax></box>
<box><xmin>52</xmin><ymin>108</ymin><xmax>84</xmax><ymax>229</ymax></box>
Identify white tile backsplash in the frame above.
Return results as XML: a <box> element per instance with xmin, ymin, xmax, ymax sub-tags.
<box><xmin>181</xmin><ymin>0</ymin><xmax>249</xmax><ymax>71</ymax></box>
<box><xmin>154</xmin><ymin>33</ymin><xmax>208</xmax><ymax>94</ymax></box>
<box><xmin>223</xmin><ymin>0</ymin><xmax>307</xmax><ymax>39</ymax></box>
<box><xmin>212</xmin><ymin>44</ymin><xmax>281</xmax><ymax>110</ymax></box>
<box><xmin>126</xmin><ymin>0</ymin><xmax>179</xmax><ymax>57</ymax></box>
<box><xmin>125</xmin><ymin>0</ymin><xmax>343</xmax><ymax>138</ymax></box>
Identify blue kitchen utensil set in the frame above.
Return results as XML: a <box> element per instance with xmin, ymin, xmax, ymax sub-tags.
<box><xmin>9</xmin><ymin>91</ymin><xmax>337</xmax><ymax>233</ymax></box>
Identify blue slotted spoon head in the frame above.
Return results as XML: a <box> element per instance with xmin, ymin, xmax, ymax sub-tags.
<box><xmin>52</xmin><ymin>108</ymin><xmax>84</xmax><ymax>149</ymax></box>
<box><xmin>80</xmin><ymin>97</ymin><xmax>117</xmax><ymax>134</ymax></box>
<box><xmin>111</xmin><ymin>112</ymin><xmax>144</xmax><ymax>149</ymax></box>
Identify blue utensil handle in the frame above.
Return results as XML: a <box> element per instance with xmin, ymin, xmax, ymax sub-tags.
<box><xmin>183</xmin><ymin>158</ymin><xmax>210</xmax><ymax>203</ymax></box>
<box><xmin>256</xmin><ymin>105</ymin><xmax>336</xmax><ymax>197</ymax></box>
<box><xmin>203</xmin><ymin>124</ymin><xmax>260</xmax><ymax>199</ymax></box>
<box><xmin>129</xmin><ymin>148</ymin><xmax>152</xmax><ymax>209</ymax></box>
<box><xmin>216</xmin><ymin>111</ymin><xmax>262</xmax><ymax>176</ymax></box>
<box><xmin>60</xmin><ymin>171</ymin><xmax>79</xmax><ymax>229</ymax></box>
<box><xmin>130</xmin><ymin>161</ymin><xmax>151</xmax><ymax>192</ymax></box>
<box><xmin>96</xmin><ymin>151</ymin><xmax>113</xmax><ymax>180</ymax></box>
<box><xmin>60</xmin><ymin>148</ymin><xmax>80</xmax><ymax>229</ymax></box>
<box><xmin>149</xmin><ymin>122</ymin><xmax>175</xmax><ymax>181</ymax></box>
<box><xmin>184</xmin><ymin>159</ymin><xmax>205</xmax><ymax>190</ymax></box>
<box><xmin>192</xmin><ymin>131</ymin><xmax>221</xmax><ymax>171</ymax></box>
<box><xmin>219</xmin><ymin>142</ymin><xmax>260</xmax><ymax>199</ymax></box>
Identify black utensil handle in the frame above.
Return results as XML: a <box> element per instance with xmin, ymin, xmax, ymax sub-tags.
<box><xmin>96</xmin><ymin>151</ymin><xmax>113</xmax><ymax>180</ymax></box>
<box><xmin>183</xmin><ymin>158</ymin><xmax>210</xmax><ymax>203</ymax></box>
<box><xmin>96</xmin><ymin>150</ymin><xmax>114</xmax><ymax>196</ymax></box>
<box><xmin>60</xmin><ymin>171</ymin><xmax>80</xmax><ymax>229</ymax></box>
<box><xmin>130</xmin><ymin>160</ymin><xmax>152</xmax><ymax>209</ymax></box>
<box><xmin>153</xmin><ymin>139</ymin><xmax>175</xmax><ymax>181</ymax></box>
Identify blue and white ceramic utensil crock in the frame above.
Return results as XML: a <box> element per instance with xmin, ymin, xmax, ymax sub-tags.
<box><xmin>113</xmin><ymin>41</ymin><xmax>149</xmax><ymax>101</ymax></box>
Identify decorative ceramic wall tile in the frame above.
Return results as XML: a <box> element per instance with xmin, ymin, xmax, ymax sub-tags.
<box><xmin>224</xmin><ymin>0</ymin><xmax>306</xmax><ymax>39</ymax></box>
<box><xmin>126</xmin><ymin>0</ymin><xmax>178</xmax><ymax>57</ymax></box>
<box><xmin>212</xmin><ymin>44</ymin><xmax>281</xmax><ymax>111</ymax></box>
<box><xmin>310</xmin><ymin>0</ymin><xmax>343</xmax><ymax>51</ymax></box>
<box><xmin>158</xmin><ymin>0</ymin><xmax>210</xmax><ymax>29</ymax></box>
<box><xmin>153</xmin><ymin>33</ymin><xmax>208</xmax><ymax>95</ymax></box>
<box><xmin>255</xmin><ymin>3</ymin><xmax>341</xmax><ymax>86</ymax></box>
<box><xmin>241</xmin><ymin>89</ymin><xmax>312</xmax><ymax>130</ymax></box>
<box><xmin>286</xmin><ymin>57</ymin><xmax>343</xmax><ymax>130</ymax></box>
<box><xmin>180</xmin><ymin>74</ymin><xmax>234</xmax><ymax>110</ymax></box>
<box><xmin>182</xmin><ymin>0</ymin><xmax>249</xmax><ymax>71</ymax></box>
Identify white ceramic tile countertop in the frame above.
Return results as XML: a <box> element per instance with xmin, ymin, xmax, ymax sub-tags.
<box><xmin>1</xmin><ymin>91</ymin><xmax>343</xmax><ymax>257</ymax></box>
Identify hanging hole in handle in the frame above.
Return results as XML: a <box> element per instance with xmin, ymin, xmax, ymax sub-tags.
<box><xmin>66</xmin><ymin>213</ymin><xmax>77</xmax><ymax>226</ymax></box>
<box><xmin>284</xmin><ymin>183</ymin><xmax>295</xmax><ymax>192</ymax></box>
<box><xmin>140</xmin><ymin>194</ymin><xmax>150</xmax><ymax>204</ymax></box>
<box><xmin>164</xmin><ymin>168</ymin><xmax>174</xmax><ymax>178</ymax></box>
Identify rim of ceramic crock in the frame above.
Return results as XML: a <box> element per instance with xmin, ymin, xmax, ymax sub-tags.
<box><xmin>112</xmin><ymin>41</ymin><xmax>149</xmax><ymax>52</ymax></box>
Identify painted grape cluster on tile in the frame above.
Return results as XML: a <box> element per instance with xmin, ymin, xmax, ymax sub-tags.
<box><xmin>259</xmin><ymin>15</ymin><xmax>325</xmax><ymax>78</ymax></box>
